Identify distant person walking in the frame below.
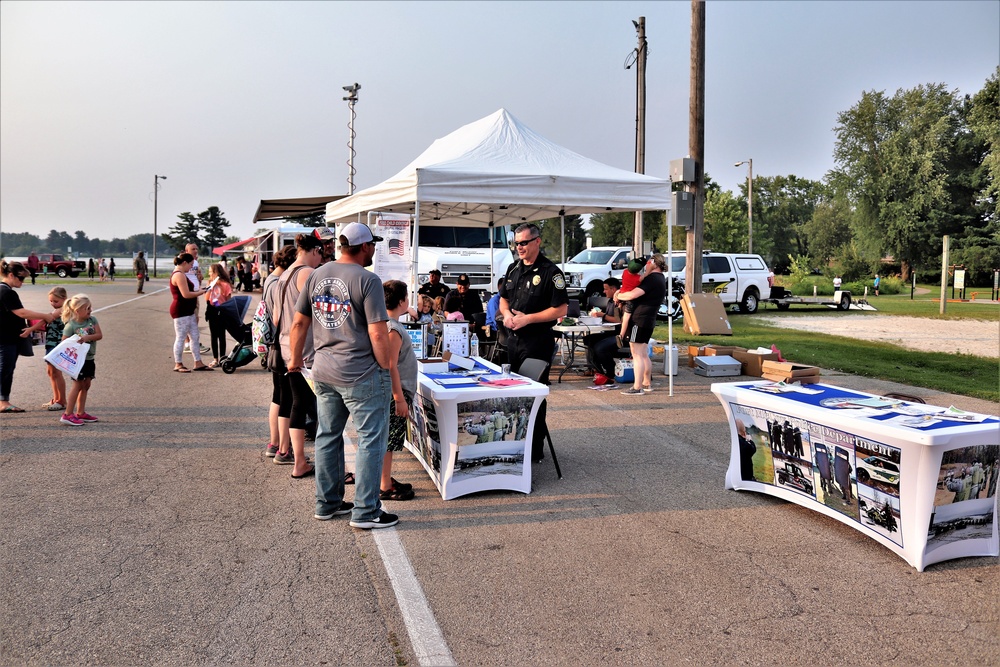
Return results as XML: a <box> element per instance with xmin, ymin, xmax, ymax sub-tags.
<box><xmin>133</xmin><ymin>252</ymin><xmax>148</xmax><ymax>294</ymax></box>
<box><xmin>833</xmin><ymin>275</ymin><xmax>842</xmax><ymax>291</ymax></box>
<box><xmin>26</xmin><ymin>252</ymin><xmax>40</xmax><ymax>285</ymax></box>
<box><xmin>108</xmin><ymin>258</ymin><xmax>116</xmax><ymax>281</ymax></box>
<box><xmin>88</xmin><ymin>258</ymin><xmax>95</xmax><ymax>280</ymax></box>
<box><xmin>873</xmin><ymin>274</ymin><xmax>881</xmax><ymax>296</ymax></box>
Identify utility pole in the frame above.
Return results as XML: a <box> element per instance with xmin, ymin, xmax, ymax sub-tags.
<box><xmin>632</xmin><ymin>17</ymin><xmax>647</xmax><ymax>256</ymax></box>
<box><xmin>686</xmin><ymin>0</ymin><xmax>705</xmax><ymax>293</ymax></box>
<box><xmin>343</xmin><ymin>83</ymin><xmax>361</xmax><ymax>195</ymax></box>
<box><xmin>153</xmin><ymin>174</ymin><xmax>166</xmax><ymax>278</ymax></box>
<box><xmin>735</xmin><ymin>159</ymin><xmax>753</xmax><ymax>253</ymax></box>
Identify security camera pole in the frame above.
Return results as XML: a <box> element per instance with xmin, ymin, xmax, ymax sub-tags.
<box><xmin>343</xmin><ymin>83</ymin><xmax>361</xmax><ymax>195</ymax></box>
<box><xmin>734</xmin><ymin>158</ymin><xmax>753</xmax><ymax>253</ymax></box>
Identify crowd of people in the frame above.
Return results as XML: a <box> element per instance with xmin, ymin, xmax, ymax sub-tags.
<box><xmin>3</xmin><ymin>223</ymin><xmax>664</xmax><ymax>530</ymax></box>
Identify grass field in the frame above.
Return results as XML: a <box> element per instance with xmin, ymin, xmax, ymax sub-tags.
<box><xmin>655</xmin><ymin>289</ymin><xmax>999</xmax><ymax>402</ymax></box>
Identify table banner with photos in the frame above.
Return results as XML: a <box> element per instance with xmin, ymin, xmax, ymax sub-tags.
<box><xmin>405</xmin><ymin>358</ymin><xmax>549</xmax><ymax>500</ymax></box>
<box><xmin>712</xmin><ymin>381</ymin><xmax>999</xmax><ymax>571</ymax></box>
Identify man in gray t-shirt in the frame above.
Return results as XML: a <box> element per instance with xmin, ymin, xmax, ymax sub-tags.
<box><xmin>289</xmin><ymin>222</ymin><xmax>399</xmax><ymax>530</ymax></box>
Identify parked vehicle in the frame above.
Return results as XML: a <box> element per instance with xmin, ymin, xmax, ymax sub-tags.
<box><xmin>776</xmin><ymin>461</ymin><xmax>814</xmax><ymax>495</ymax></box>
<box><xmin>860</xmin><ymin>498</ymin><xmax>898</xmax><ymax>533</ymax></box>
<box><xmin>562</xmin><ymin>246</ymin><xmax>634</xmax><ymax>303</ymax></box>
<box><xmin>856</xmin><ymin>455</ymin><xmax>900</xmax><ymax>486</ymax></box>
<box><xmin>667</xmin><ymin>251</ymin><xmax>773</xmax><ymax>314</ymax></box>
<box><xmin>37</xmin><ymin>254</ymin><xmax>86</xmax><ymax>278</ymax></box>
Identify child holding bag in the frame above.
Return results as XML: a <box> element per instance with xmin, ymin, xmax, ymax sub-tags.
<box><xmin>42</xmin><ymin>287</ymin><xmax>69</xmax><ymax>411</ymax></box>
<box><xmin>60</xmin><ymin>294</ymin><xmax>103</xmax><ymax>426</ymax></box>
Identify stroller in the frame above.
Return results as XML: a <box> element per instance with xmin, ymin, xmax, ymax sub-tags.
<box><xmin>220</xmin><ymin>295</ymin><xmax>262</xmax><ymax>374</ymax></box>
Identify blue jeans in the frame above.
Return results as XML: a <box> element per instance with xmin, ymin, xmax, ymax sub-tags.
<box><xmin>314</xmin><ymin>369</ymin><xmax>391</xmax><ymax>522</ymax></box>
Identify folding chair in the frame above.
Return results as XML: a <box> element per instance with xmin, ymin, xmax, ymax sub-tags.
<box><xmin>516</xmin><ymin>358</ymin><xmax>562</xmax><ymax>479</ymax></box>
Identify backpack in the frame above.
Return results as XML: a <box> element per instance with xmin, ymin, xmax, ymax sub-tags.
<box><xmin>251</xmin><ymin>281</ymin><xmax>277</xmax><ymax>361</ymax></box>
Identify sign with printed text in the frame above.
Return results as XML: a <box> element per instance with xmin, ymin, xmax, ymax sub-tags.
<box><xmin>373</xmin><ymin>213</ymin><xmax>412</xmax><ymax>286</ymax></box>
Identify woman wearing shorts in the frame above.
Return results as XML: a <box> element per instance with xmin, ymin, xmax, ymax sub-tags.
<box><xmin>614</xmin><ymin>254</ymin><xmax>667</xmax><ymax>396</ymax></box>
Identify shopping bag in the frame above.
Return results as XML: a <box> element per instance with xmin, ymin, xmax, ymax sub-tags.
<box><xmin>44</xmin><ymin>337</ymin><xmax>91</xmax><ymax>380</ymax></box>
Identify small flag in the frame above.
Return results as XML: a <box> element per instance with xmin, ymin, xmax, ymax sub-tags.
<box><xmin>388</xmin><ymin>239</ymin><xmax>405</xmax><ymax>256</ymax></box>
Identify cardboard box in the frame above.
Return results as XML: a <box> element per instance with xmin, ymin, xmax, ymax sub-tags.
<box><xmin>732</xmin><ymin>349</ymin><xmax>780</xmax><ymax>377</ymax></box>
<box><xmin>680</xmin><ymin>293</ymin><xmax>732</xmax><ymax>336</ymax></box>
<box><xmin>760</xmin><ymin>361</ymin><xmax>820</xmax><ymax>378</ymax></box>
<box><xmin>762</xmin><ymin>372</ymin><xmax>821</xmax><ymax>385</ymax></box>
<box><xmin>693</xmin><ymin>355</ymin><xmax>742</xmax><ymax>377</ymax></box>
<box><xmin>704</xmin><ymin>345</ymin><xmax>745</xmax><ymax>356</ymax></box>
<box><xmin>418</xmin><ymin>358</ymin><xmax>448</xmax><ymax>374</ymax></box>
<box><xmin>687</xmin><ymin>344</ymin><xmax>705</xmax><ymax>368</ymax></box>
<box><xmin>442</xmin><ymin>351</ymin><xmax>475</xmax><ymax>370</ymax></box>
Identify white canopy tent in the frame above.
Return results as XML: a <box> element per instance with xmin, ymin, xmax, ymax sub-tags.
<box><xmin>325</xmin><ymin>108</ymin><xmax>670</xmax><ymax>228</ymax></box>
<box><xmin>325</xmin><ymin>108</ymin><xmax>677</xmax><ymax>393</ymax></box>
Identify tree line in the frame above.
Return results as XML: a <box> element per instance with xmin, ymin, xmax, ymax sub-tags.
<box><xmin>538</xmin><ymin>68</ymin><xmax>999</xmax><ymax>285</ymax></box>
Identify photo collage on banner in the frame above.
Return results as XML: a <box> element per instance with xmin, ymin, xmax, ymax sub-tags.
<box><xmin>731</xmin><ymin>403</ymin><xmax>903</xmax><ymax>547</ymax></box>
<box><xmin>408</xmin><ymin>393</ymin><xmax>443</xmax><ymax>484</ymax></box>
<box><xmin>454</xmin><ymin>396</ymin><xmax>534</xmax><ymax>483</ymax></box>
<box><xmin>926</xmin><ymin>444</ymin><xmax>999</xmax><ymax>556</ymax></box>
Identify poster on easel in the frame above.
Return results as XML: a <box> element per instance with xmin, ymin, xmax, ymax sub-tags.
<box><xmin>441</xmin><ymin>321</ymin><xmax>469</xmax><ymax>357</ymax></box>
<box><xmin>404</xmin><ymin>322</ymin><xmax>428</xmax><ymax>360</ymax></box>
<box><xmin>372</xmin><ymin>212</ymin><xmax>412</xmax><ymax>284</ymax></box>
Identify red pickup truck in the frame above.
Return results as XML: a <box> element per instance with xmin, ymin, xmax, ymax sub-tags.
<box><xmin>37</xmin><ymin>254</ymin><xmax>87</xmax><ymax>278</ymax></box>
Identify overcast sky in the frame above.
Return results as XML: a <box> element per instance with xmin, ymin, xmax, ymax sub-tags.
<box><xmin>2</xmin><ymin>0</ymin><xmax>997</xmax><ymax>243</ymax></box>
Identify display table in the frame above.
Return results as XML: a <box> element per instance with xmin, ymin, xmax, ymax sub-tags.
<box><xmin>552</xmin><ymin>322</ymin><xmax>617</xmax><ymax>382</ymax></box>
<box><xmin>405</xmin><ymin>358</ymin><xmax>549</xmax><ymax>500</ymax></box>
<box><xmin>712</xmin><ymin>381</ymin><xmax>999</xmax><ymax>571</ymax></box>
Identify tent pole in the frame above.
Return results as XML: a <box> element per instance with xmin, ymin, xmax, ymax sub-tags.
<box><xmin>412</xmin><ymin>203</ymin><xmax>420</xmax><ymax>310</ymax></box>
<box><xmin>667</xmin><ymin>188</ymin><xmax>674</xmax><ymax>397</ymax></box>
<box><xmin>489</xmin><ymin>211</ymin><xmax>495</xmax><ymax>296</ymax></box>
<box><xmin>560</xmin><ymin>213</ymin><xmax>566</xmax><ymax>275</ymax></box>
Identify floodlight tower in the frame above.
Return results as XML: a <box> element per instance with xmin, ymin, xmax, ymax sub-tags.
<box><xmin>734</xmin><ymin>159</ymin><xmax>753</xmax><ymax>253</ymax></box>
<box><xmin>343</xmin><ymin>83</ymin><xmax>361</xmax><ymax>194</ymax></box>
<box><xmin>153</xmin><ymin>174</ymin><xmax>167</xmax><ymax>277</ymax></box>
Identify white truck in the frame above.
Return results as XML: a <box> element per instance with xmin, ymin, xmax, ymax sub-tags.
<box><xmin>407</xmin><ymin>224</ymin><xmax>514</xmax><ymax>291</ymax></box>
<box><xmin>562</xmin><ymin>246</ymin><xmax>635</xmax><ymax>303</ymax></box>
<box><xmin>668</xmin><ymin>251</ymin><xmax>774</xmax><ymax>314</ymax></box>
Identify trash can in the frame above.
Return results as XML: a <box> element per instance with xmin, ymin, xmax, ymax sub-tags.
<box><xmin>662</xmin><ymin>345</ymin><xmax>678</xmax><ymax>376</ymax></box>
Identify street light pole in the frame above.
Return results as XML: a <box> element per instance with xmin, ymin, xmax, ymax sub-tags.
<box><xmin>153</xmin><ymin>175</ymin><xmax>167</xmax><ymax>277</ymax></box>
<box><xmin>734</xmin><ymin>159</ymin><xmax>753</xmax><ymax>253</ymax></box>
<box><xmin>342</xmin><ymin>83</ymin><xmax>361</xmax><ymax>195</ymax></box>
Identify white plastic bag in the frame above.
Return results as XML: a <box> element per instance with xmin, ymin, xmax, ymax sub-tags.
<box><xmin>44</xmin><ymin>337</ymin><xmax>91</xmax><ymax>380</ymax></box>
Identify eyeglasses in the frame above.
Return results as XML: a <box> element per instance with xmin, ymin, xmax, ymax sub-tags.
<box><xmin>514</xmin><ymin>237</ymin><xmax>539</xmax><ymax>248</ymax></box>
<box><xmin>14</xmin><ymin>274</ymin><xmax>27</xmax><ymax>282</ymax></box>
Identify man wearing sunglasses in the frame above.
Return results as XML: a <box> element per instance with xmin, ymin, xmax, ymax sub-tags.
<box><xmin>498</xmin><ymin>223</ymin><xmax>568</xmax><ymax>462</ymax></box>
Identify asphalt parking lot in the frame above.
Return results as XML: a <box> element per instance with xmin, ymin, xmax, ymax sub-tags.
<box><xmin>1</xmin><ymin>280</ymin><xmax>997</xmax><ymax>666</ymax></box>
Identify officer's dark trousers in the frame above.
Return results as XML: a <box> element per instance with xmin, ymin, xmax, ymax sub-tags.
<box><xmin>507</xmin><ymin>330</ymin><xmax>556</xmax><ymax>462</ymax></box>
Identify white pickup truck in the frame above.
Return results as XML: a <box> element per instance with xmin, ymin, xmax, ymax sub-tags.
<box><xmin>562</xmin><ymin>246</ymin><xmax>635</xmax><ymax>303</ymax></box>
<box><xmin>668</xmin><ymin>251</ymin><xmax>773</xmax><ymax>314</ymax></box>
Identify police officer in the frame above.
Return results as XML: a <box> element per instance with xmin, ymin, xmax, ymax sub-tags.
<box><xmin>498</xmin><ymin>223</ymin><xmax>568</xmax><ymax>461</ymax></box>
<box><xmin>418</xmin><ymin>269</ymin><xmax>450</xmax><ymax>300</ymax></box>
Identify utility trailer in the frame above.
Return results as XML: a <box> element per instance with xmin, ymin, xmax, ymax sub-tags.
<box><xmin>764</xmin><ymin>286</ymin><xmax>876</xmax><ymax>311</ymax></box>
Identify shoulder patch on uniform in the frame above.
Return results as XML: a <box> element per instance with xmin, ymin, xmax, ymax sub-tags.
<box><xmin>553</xmin><ymin>274</ymin><xmax>566</xmax><ymax>290</ymax></box>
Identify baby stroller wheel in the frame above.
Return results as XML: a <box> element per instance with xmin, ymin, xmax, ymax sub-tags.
<box><xmin>221</xmin><ymin>359</ymin><xmax>236</xmax><ymax>374</ymax></box>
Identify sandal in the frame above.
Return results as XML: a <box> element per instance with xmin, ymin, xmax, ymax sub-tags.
<box><xmin>0</xmin><ymin>406</ymin><xmax>26</xmax><ymax>413</ymax></box>
<box><xmin>345</xmin><ymin>471</ymin><xmax>355</xmax><ymax>485</ymax></box>
<box><xmin>192</xmin><ymin>365</ymin><xmax>214</xmax><ymax>371</ymax></box>
<box><xmin>380</xmin><ymin>486</ymin><xmax>415</xmax><ymax>501</ymax></box>
<box><xmin>292</xmin><ymin>466</ymin><xmax>316</xmax><ymax>479</ymax></box>
<box><xmin>174</xmin><ymin>366</ymin><xmax>191</xmax><ymax>373</ymax></box>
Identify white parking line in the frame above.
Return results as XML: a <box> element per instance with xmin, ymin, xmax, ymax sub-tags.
<box><xmin>373</xmin><ymin>528</ymin><xmax>456</xmax><ymax>667</ymax></box>
<box><xmin>345</xmin><ymin>443</ymin><xmax>453</xmax><ymax>665</ymax></box>
<box><xmin>92</xmin><ymin>288</ymin><xmax>169</xmax><ymax>313</ymax></box>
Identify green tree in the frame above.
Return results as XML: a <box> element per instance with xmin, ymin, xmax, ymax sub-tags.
<box><xmin>285</xmin><ymin>212</ymin><xmax>326</xmax><ymax>227</ymax></box>
<box><xmin>197</xmin><ymin>206</ymin><xmax>230</xmax><ymax>254</ymax></box>
<box><xmin>744</xmin><ymin>175</ymin><xmax>826</xmax><ymax>272</ymax></box>
<box><xmin>802</xmin><ymin>197</ymin><xmax>854</xmax><ymax>270</ymax></box>
<box><xmin>161</xmin><ymin>212</ymin><xmax>199</xmax><ymax>255</ymax></box>
<box><xmin>832</xmin><ymin>83</ymin><xmax>971</xmax><ymax>280</ymax></box>
<box><xmin>700</xmin><ymin>186</ymin><xmax>745</xmax><ymax>253</ymax></box>
<box><xmin>537</xmin><ymin>214</ymin><xmax>585</xmax><ymax>262</ymax></box>
<box><xmin>589</xmin><ymin>210</ymin><xmax>665</xmax><ymax>251</ymax></box>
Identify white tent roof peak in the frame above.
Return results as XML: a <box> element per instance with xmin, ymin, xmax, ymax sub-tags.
<box><xmin>326</xmin><ymin>108</ymin><xmax>670</xmax><ymax>227</ymax></box>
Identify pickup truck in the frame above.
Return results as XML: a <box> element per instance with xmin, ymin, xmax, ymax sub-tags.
<box><xmin>668</xmin><ymin>252</ymin><xmax>773</xmax><ymax>314</ymax></box>
<box><xmin>37</xmin><ymin>254</ymin><xmax>86</xmax><ymax>278</ymax></box>
<box><xmin>562</xmin><ymin>246</ymin><xmax>634</xmax><ymax>303</ymax></box>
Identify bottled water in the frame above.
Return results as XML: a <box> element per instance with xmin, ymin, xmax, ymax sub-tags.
<box><xmin>470</xmin><ymin>333</ymin><xmax>479</xmax><ymax>358</ymax></box>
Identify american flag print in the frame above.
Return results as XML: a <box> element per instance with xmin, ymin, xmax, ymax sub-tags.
<box><xmin>388</xmin><ymin>239</ymin><xmax>405</xmax><ymax>256</ymax></box>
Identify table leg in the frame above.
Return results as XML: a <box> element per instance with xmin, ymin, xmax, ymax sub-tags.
<box><xmin>557</xmin><ymin>333</ymin><xmax>578</xmax><ymax>383</ymax></box>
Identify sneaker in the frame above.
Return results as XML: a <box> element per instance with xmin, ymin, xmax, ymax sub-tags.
<box><xmin>615</xmin><ymin>335</ymin><xmax>625</xmax><ymax>349</ymax></box>
<box><xmin>199</xmin><ymin>345</ymin><xmax>211</xmax><ymax>355</ymax></box>
<box><xmin>642</xmin><ymin>385</ymin><xmax>654</xmax><ymax>393</ymax></box>
<box><xmin>621</xmin><ymin>387</ymin><xmax>645</xmax><ymax>396</ymax></box>
<box><xmin>76</xmin><ymin>412</ymin><xmax>99</xmax><ymax>423</ymax></box>
<box><xmin>60</xmin><ymin>413</ymin><xmax>84</xmax><ymax>426</ymax></box>
<box><xmin>314</xmin><ymin>501</ymin><xmax>355</xmax><ymax>521</ymax></box>
<box><xmin>273</xmin><ymin>451</ymin><xmax>294</xmax><ymax>465</ymax></box>
<box><xmin>265</xmin><ymin>443</ymin><xmax>279</xmax><ymax>457</ymax></box>
<box><xmin>350</xmin><ymin>511</ymin><xmax>399</xmax><ymax>530</ymax></box>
